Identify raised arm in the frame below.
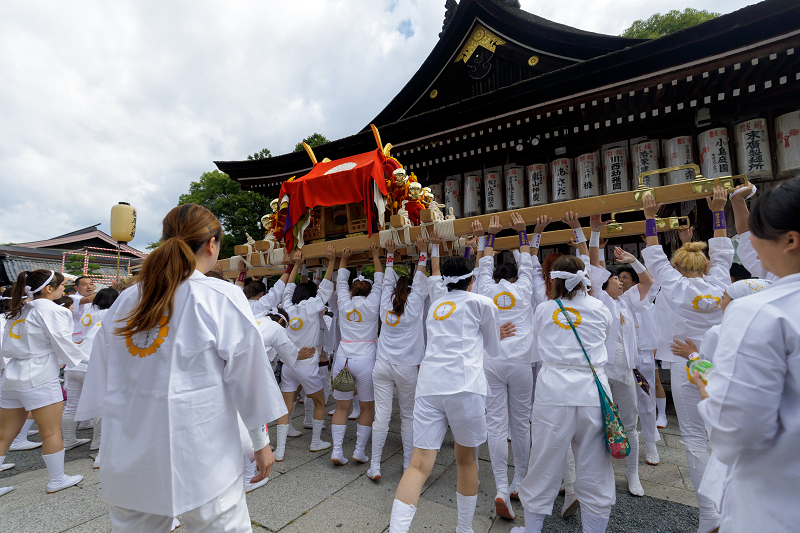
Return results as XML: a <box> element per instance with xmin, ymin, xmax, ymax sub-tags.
<box><xmin>429</xmin><ymin>230</ymin><xmax>442</xmax><ymax>277</ymax></box>
<box><xmin>730</xmin><ymin>183</ymin><xmax>755</xmax><ymax>235</ymax></box>
<box><xmin>370</xmin><ymin>242</ymin><xmax>383</xmax><ymax>275</ymax></box>
<box><xmin>562</xmin><ymin>211</ymin><xmax>588</xmax><ymax>257</ymax></box>
<box><xmin>707</xmin><ymin>185</ymin><xmax>729</xmax><ymax>240</ymax></box>
<box><xmin>588</xmin><ymin>214</ymin><xmax>610</xmax><ymax>268</ymax></box>
<box><xmin>643</xmin><ymin>193</ymin><xmax>665</xmax><ymax>248</ymax></box>
<box><xmin>510</xmin><ymin>211</ymin><xmax>530</xmax><ymax>256</ymax></box>
<box><xmin>323</xmin><ymin>245</ymin><xmax>336</xmax><ymax>281</ymax></box>
<box><xmin>483</xmin><ymin>214</ymin><xmax>501</xmax><ymax>257</ymax></box>
<box><xmin>529</xmin><ymin>215</ymin><xmax>551</xmax><ymax>257</ymax></box>
<box><xmin>614</xmin><ymin>247</ymin><xmax>653</xmax><ymax>300</ymax></box>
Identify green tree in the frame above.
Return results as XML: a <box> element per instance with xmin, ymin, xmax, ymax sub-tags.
<box><xmin>621</xmin><ymin>8</ymin><xmax>719</xmax><ymax>39</ymax></box>
<box><xmin>146</xmin><ymin>241</ymin><xmax>160</xmax><ymax>250</ymax></box>
<box><xmin>293</xmin><ymin>133</ymin><xmax>330</xmax><ymax>153</ymax></box>
<box><xmin>247</xmin><ymin>148</ymin><xmax>272</xmax><ymax>160</ymax></box>
<box><xmin>64</xmin><ymin>255</ymin><xmax>102</xmax><ymax>277</ymax></box>
<box><xmin>178</xmin><ymin>170</ymin><xmax>271</xmax><ymax>259</ymax></box>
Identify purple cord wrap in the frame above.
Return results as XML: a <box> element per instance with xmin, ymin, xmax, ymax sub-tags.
<box><xmin>712</xmin><ymin>211</ymin><xmax>727</xmax><ymax>230</ymax></box>
<box><xmin>486</xmin><ymin>233</ymin><xmax>496</xmax><ymax>248</ymax></box>
<box><xmin>645</xmin><ymin>218</ymin><xmax>658</xmax><ymax>237</ymax></box>
<box><xmin>518</xmin><ymin>231</ymin><xmax>530</xmax><ymax>246</ymax></box>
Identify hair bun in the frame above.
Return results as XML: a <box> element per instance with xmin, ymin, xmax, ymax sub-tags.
<box><xmin>683</xmin><ymin>242</ymin><xmax>708</xmax><ymax>253</ymax></box>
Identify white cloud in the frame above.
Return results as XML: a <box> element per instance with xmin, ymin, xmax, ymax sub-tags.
<box><xmin>0</xmin><ymin>0</ymin><xmax>758</xmax><ymax>250</ymax></box>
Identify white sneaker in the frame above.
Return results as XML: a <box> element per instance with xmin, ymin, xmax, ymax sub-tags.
<box><xmin>46</xmin><ymin>474</ymin><xmax>83</xmax><ymax>494</ymax></box>
<box><xmin>646</xmin><ymin>441</ymin><xmax>660</xmax><ymax>465</ymax></box>
<box><xmin>0</xmin><ymin>463</ymin><xmax>15</xmax><ymax>472</ymax></box>
<box><xmin>9</xmin><ymin>439</ymin><xmax>42</xmax><ymax>451</ymax></box>
<box><xmin>0</xmin><ymin>486</ymin><xmax>13</xmax><ymax>497</ymax></box>
<box><xmin>494</xmin><ymin>492</ymin><xmax>515</xmax><ymax>520</ymax></box>
<box><xmin>244</xmin><ymin>476</ymin><xmax>269</xmax><ymax>493</ymax></box>
<box><xmin>367</xmin><ymin>466</ymin><xmax>381</xmax><ymax>481</ymax></box>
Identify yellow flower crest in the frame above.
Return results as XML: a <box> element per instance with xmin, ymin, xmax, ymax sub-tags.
<box><xmin>81</xmin><ymin>314</ymin><xmax>93</xmax><ymax>327</ymax></box>
<box><xmin>385</xmin><ymin>311</ymin><xmax>401</xmax><ymax>327</ymax></box>
<box><xmin>493</xmin><ymin>291</ymin><xmax>516</xmax><ymax>311</ymax></box>
<box><xmin>691</xmin><ymin>295</ymin><xmax>721</xmax><ymax>310</ymax></box>
<box><xmin>347</xmin><ymin>309</ymin><xmax>363</xmax><ymax>323</ymax></box>
<box><xmin>9</xmin><ymin>319</ymin><xmax>25</xmax><ymax>340</ymax></box>
<box><xmin>552</xmin><ymin>307</ymin><xmax>582</xmax><ymax>330</ymax></box>
<box><xmin>433</xmin><ymin>301</ymin><xmax>457</xmax><ymax>321</ymax></box>
<box><xmin>125</xmin><ymin>316</ymin><xmax>169</xmax><ymax>358</ymax></box>
<box><xmin>289</xmin><ymin>317</ymin><xmax>304</xmax><ymax>331</ymax></box>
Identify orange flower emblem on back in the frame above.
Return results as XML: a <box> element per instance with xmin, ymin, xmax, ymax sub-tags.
<box><xmin>126</xmin><ymin>316</ymin><xmax>169</xmax><ymax>358</ymax></box>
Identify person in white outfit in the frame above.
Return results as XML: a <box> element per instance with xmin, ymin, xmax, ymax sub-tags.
<box><xmin>367</xmin><ymin>236</ymin><xmax>428</xmax><ymax>481</ymax></box>
<box><xmin>729</xmin><ymin>183</ymin><xmax>780</xmax><ymax>282</ymax></box>
<box><xmin>69</xmin><ymin>276</ymin><xmax>97</xmax><ymax>343</ymax></box>
<box><xmin>641</xmin><ymin>188</ymin><xmax>732</xmax><ymax>533</ymax></box>
<box><xmin>330</xmin><ymin>243</ymin><xmax>384</xmax><ymax>466</ymax></box>
<box><xmin>273</xmin><ymin>247</ymin><xmax>336</xmax><ymax>461</ymax></box>
<box><xmin>586</xmin><ymin>215</ymin><xmax>654</xmax><ymax>498</ymax></box>
<box><xmin>0</xmin><ymin>270</ymin><xmax>87</xmax><ymax>493</ymax></box>
<box><xmin>511</xmin><ymin>241</ymin><xmax>615</xmax><ymax>533</ymax></box>
<box><xmin>389</xmin><ymin>253</ymin><xmax>501</xmax><ymax>533</ymax></box>
<box><xmin>693</xmin><ymin>178</ymin><xmax>800</xmax><ymax>532</ymax></box>
<box><xmin>74</xmin><ymin>204</ymin><xmax>284</xmax><ymax>533</ymax></box>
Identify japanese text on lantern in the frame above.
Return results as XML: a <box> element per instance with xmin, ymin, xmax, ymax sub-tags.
<box><xmin>607</xmin><ymin>150</ymin><xmax>624</xmax><ymax>191</ymax></box>
<box><xmin>530</xmin><ymin>167</ymin><xmax>543</xmax><ymax>202</ymax></box>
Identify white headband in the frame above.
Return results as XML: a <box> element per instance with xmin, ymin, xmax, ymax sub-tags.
<box><xmin>0</xmin><ymin>296</ymin><xmax>12</xmax><ymax>300</ymax></box>
<box><xmin>354</xmin><ymin>274</ymin><xmax>373</xmax><ymax>285</ymax></box>
<box><xmin>549</xmin><ymin>269</ymin><xmax>592</xmax><ymax>291</ymax></box>
<box><xmin>25</xmin><ymin>270</ymin><xmax>55</xmax><ymax>300</ymax></box>
<box><xmin>442</xmin><ymin>272</ymin><xmax>474</xmax><ymax>285</ymax></box>
<box><xmin>726</xmin><ymin>278</ymin><xmax>773</xmax><ymax>300</ymax></box>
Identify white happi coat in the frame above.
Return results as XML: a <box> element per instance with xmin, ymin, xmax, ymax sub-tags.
<box><xmin>532</xmin><ymin>293</ymin><xmax>613</xmax><ymax>406</ymax></box>
<box><xmin>736</xmin><ymin>231</ymin><xmax>779</xmax><ymax>282</ymax></box>
<box><xmin>476</xmin><ymin>253</ymin><xmax>535</xmax><ymax>364</ymax></box>
<box><xmin>642</xmin><ymin>237</ymin><xmax>733</xmax><ymax>365</ymax></box>
<box><xmin>416</xmin><ymin>290</ymin><xmax>501</xmax><ymax>398</ymax></box>
<box><xmin>74</xmin><ymin>271</ymin><xmax>285</xmax><ymax>517</ymax></box>
<box><xmin>1</xmin><ymin>298</ymin><xmax>86</xmax><ymax>390</ymax></box>
<box><xmin>281</xmin><ymin>279</ymin><xmax>334</xmax><ymax>368</ymax></box>
<box><xmin>75</xmin><ymin>308</ymin><xmax>109</xmax><ymax>371</ymax></box>
<box><xmin>69</xmin><ymin>293</ymin><xmax>93</xmax><ymax>343</ymax></box>
<box><xmin>377</xmin><ymin>267</ymin><xmax>428</xmax><ymax>366</ymax></box>
<box><xmin>336</xmin><ymin>269</ymin><xmax>383</xmax><ymax>360</ymax></box>
<box><xmin>698</xmin><ymin>272</ymin><xmax>800</xmax><ymax>532</ymax></box>
<box><xmin>255</xmin><ymin>316</ymin><xmax>300</xmax><ymax>366</ymax></box>
<box><xmin>248</xmin><ymin>279</ymin><xmax>286</xmax><ymax>316</ymax></box>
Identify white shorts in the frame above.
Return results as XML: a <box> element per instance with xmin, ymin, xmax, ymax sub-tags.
<box><xmin>413</xmin><ymin>392</ymin><xmax>487</xmax><ymax>449</ymax></box>
<box><xmin>280</xmin><ymin>364</ymin><xmax>324</xmax><ymax>395</ymax></box>
<box><xmin>0</xmin><ymin>378</ymin><xmax>63</xmax><ymax>411</ymax></box>
<box><xmin>331</xmin><ymin>357</ymin><xmax>375</xmax><ymax>402</ymax></box>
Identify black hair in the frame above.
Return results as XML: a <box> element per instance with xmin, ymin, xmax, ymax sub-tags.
<box><xmin>54</xmin><ymin>295</ymin><xmax>73</xmax><ymax>309</ymax></box>
<box><xmin>4</xmin><ymin>270</ymin><xmax>66</xmax><ymax>319</ymax></box>
<box><xmin>205</xmin><ymin>270</ymin><xmax>226</xmax><ymax>281</ymax></box>
<box><xmin>729</xmin><ymin>263</ymin><xmax>752</xmax><ymax>281</ymax></box>
<box><xmin>493</xmin><ymin>262</ymin><xmax>518</xmax><ymax>282</ymax></box>
<box><xmin>616</xmin><ymin>266</ymin><xmax>639</xmax><ymax>284</ymax></box>
<box><xmin>74</xmin><ymin>276</ymin><xmax>91</xmax><ymax>289</ymax></box>
<box><xmin>750</xmin><ymin>177</ymin><xmax>800</xmax><ymax>240</ymax></box>
<box><xmin>243</xmin><ymin>280</ymin><xmax>266</xmax><ymax>299</ymax></box>
<box><xmin>601</xmin><ymin>270</ymin><xmax>619</xmax><ymax>291</ymax></box>
<box><xmin>441</xmin><ymin>256</ymin><xmax>473</xmax><ymax>292</ymax></box>
<box><xmin>267</xmin><ymin>308</ymin><xmax>289</xmax><ymax>327</ymax></box>
<box><xmin>292</xmin><ymin>281</ymin><xmax>319</xmax><ymax>305</ymax></box>
<box><xmin>92</xmin><ymin>287</ymin><xmax>119</xmax><ymax>310</ymax></box>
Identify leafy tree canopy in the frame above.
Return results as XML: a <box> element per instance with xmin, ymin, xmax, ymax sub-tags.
<box><xmin>293</xmin><ymin>133</ymin><xmax>330</xmax><ymax>153</ymax></box>
<box><xmin>247</xmin><ymin>148</ymin><xmax>272</xmax><ymax>160</ymax></box>
<box><xmin>64</xmin><ymin>255</ymin><xmax>102</xmax><ymax>277</ymax></box>
<box><xmin>621</xmin><ymin>8</ymin><xmax>719</xmax><ymax>39</ymax></box>
<box><xmin>177</xmin><ymin>170</ymin><xmax>271</xmax><ymax>259</ymax></box>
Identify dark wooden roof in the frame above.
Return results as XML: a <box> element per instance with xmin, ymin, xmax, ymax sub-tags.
<box><xmin>215</xmin><ymin>0</ymin><xmax>800</xmax><ymax>195</ymax></box>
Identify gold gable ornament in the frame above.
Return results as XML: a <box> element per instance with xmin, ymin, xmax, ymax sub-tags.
<box><xmin>455</xmin><ymin>25</ymin><xmax>506</xmax><ymax>64</ymax></box>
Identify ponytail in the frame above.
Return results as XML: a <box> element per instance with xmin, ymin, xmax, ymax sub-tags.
<box><xmin>391</xmin><ymin>276</ymin><xmax>412</xmax><ymax>316</ymax></box>
<box><xmin>116</xmin><ymin>204</ymin><xmax>222</xmax><ymax>337</ymax></box>
<box><xmin>4</xmin><ymin>270</ymin><xmax>65</xmax><ymax>319</ymax></box>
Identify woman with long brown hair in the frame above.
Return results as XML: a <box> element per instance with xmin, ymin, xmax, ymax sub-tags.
<box><xmin>0</xmin><ymin>269</ymin><xmax>87</xmax><ymax>493</ymax></box>
<box><xmin>74</xmin><ymin>204</ymin><xmax>285</xmax><ymax>532</ymax></box>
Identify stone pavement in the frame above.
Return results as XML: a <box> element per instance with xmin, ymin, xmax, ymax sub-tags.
<box><xmin>0</xmin><ymin>397</ymin><xmax>699</xmax><ymax>533</ymax></box>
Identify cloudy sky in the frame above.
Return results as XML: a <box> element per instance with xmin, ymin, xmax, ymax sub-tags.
<box><xmin>0</xmin><ymin>0</ymin><xmax>757</xmax><ymax>251</ymax></box>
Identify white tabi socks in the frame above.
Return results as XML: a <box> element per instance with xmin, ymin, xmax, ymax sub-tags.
<box><xmin>646</xmin><ymin>440</ymin><xmax>660</xmax><ymax>465</ymax></box>
<box><xmin>581</xmin><ymin>511</ymin><xmax>610</xmax><ymax>533</ymax></box>
<box><xmin>352</xmin><ymin>424</ymin><xmax>371</xmax><ymax>463</ymax></box>
<box><xmin>401</xmin><ymin>431</ymin><xmax>413</xmax><ymax>470</ymax></box>
<box><xmin>10</xmin><ymin>419</ymin><xmax>42</xmax><ymax>451</ymax></box>
<box><xmin>368</xmin><ymin>430</ymin><xmax>388</xmax><ymax>480</ymax></box>
<box><xmin>330</xmin><ymin>424</ymin><xmax>348</xmax><ymax>465</ymax></box>
<box><xmin>243</xmin><ymin>455</ymin><xmax>268</xmax><ymax>493</ymax></box>
<box><xmin>349</xmin><ymin>395</ymin><xmax>361</xmax><ymax>419</ymax></box>
<box><xmin>304</xmin><ymin>396</ymin><xmax>315</xmax><ymax>429</ymax></box>
<box><xmin>310</xmin><ymin>419</ymin><xmax>331</xmax><ymax>452</ymax></box>
<box><xmin>389</xmin><ymin>499</ymin><xmax>416</xmax><ymax>533</ymax></box>
<box><xmin>509</xmin><ymin>512</ymin><xmax>545</xmax><ymax>533</ymax></box>
<box><xmin>274</xmin><ymin>424</ymin><xmax>288</xmax><ymax>461</ymax></box>
<box><xmin>61</xmin><ymin>414</ymin><xmax>90</xmax><ymax>451</ymax></box>
<box><xmin>43</xmin><ymin>449</ymin><xmax>83</xmax><ymax>493</ymax></box>
<box><xmin>456</xmin><ymin>492</ymin><xmax>478</xmax><ymax>533</ymax></box>
<box><xmin>0</xmin><ymin>455</ymin><xmax>15</xmax><ymax>472</ymax></box>
<box><xmin>626</xmin><ymin>432</ymin><xmax>645</xmax><ymax>496</ymax></box>
<box><xmin>656</xmin><ymin>397</ymin><xmax>668</xmax><ymax>428</ymax></box>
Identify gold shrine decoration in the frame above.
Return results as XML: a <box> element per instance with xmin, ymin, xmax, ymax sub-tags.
<box><xmin>455</xmin><ymin>25</ymin><xmax>506</xmax><ymax>63</ymax></box>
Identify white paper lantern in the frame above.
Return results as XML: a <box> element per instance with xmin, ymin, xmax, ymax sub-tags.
<box><xmin>504</xmin><ymin>165</ymin><xmax>525</xmax><ymax>210</ymax></box>
<box><xmin>633</xmin><ymin>140</ymin><xmax>661</xmax><ymax>188</ymax></box>
<box><xmin>775</xmin><ymin>110</ymin><xmax>800</xmax><ymax>178</ymax></box>
<box><xmin>603</xmin><ymin>146</ymin><xmax>630</xmax><ymax>193</ymax></box>
<box><xmin>734</xmin><ymin>119</ymin><xmax>772</xmax><ymax>181</ymax></box>
<box><xmin>527</xmin><ymin>163</ymin><xmax>549</xmax><ymax>206</ymax></box>
<box><xmin>110</xmin><ymin>202</ymin><xmax>137</xmax><ymax>243</ymax></box>
<box><xmin>576</xmin><ymin>151</ymin><xmax>600</xmax><ymax>198</ymax></box>
<box><xmin>444</xmin><ymin>175</ymin><xmax>462</xmax><ymax>218</ymax></box>
<box><xmin>698</xmin><ymin>127</ymin><xmax>732</xmax><ymax>180</ymax></box>
<box><xmin>551</xmin><ymin>158</ymin><xmax>574</xmax><ymax>202</ymax></box>
<box><xmin>429</xmin><ymin>183</ymin><xmax>444</xmax><ymax>205</ymax></box>
<box><xmin>663</xmin><ymin>136</ymin><xmax>695</xmax><ymax>184</ymax></box>
<box><xmin>463</xmin><ymin>172</ymin><xmax>482</xmax><ymax>217</ymax></box>
<box><xmin>484</xmin><ymin>167</ymin><xmax>503</xmax><ymax>214</ymax></box>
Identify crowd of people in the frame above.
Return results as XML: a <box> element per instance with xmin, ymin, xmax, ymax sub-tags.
<box><xmin>0</xmin><ymin>180</ymin><xmax>797</xmax><ymax>533</ymax></box>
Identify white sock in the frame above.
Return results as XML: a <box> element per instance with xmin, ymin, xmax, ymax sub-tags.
<box><xmin>331</xmin><ymin>424</ymin><xmax>347</xmax><ymax>464</ymax></box>
<box><xmin>42</xmin><ymin>449</ymin><xmax>69</xmax><ymax>486</ymax></box>
<box><xmin>389</xmin><ymin>499</ymin><xmax>417</xmax><ymax>533</ymax></box>
<box><xmin>456</xmin><ymin>492</ymin><xmax>477</xmax><ymax>533</ymax></box>
<box><xmin>310</xmin><ymin>419</ymin><xmax>331</xmax><ymax>451</ymax></box>
<box><xmin>275</xmin><ymin>424</ymin><xmax>288</xmax><ymax>460</ymax></box>
<box><xmin>523</xmin><ymin>512</ymin><xmax>546</xmax><ymax>533</ymax></box>
<box><xmin>581</xmin><ymin>510</ymin><xmax>610</xmax><ymax>533</ymax></box>
<box><xmin>370</xmin><ymin>430</ymin><xmax>389</xmax><ymax>472</ymax></box>
<box><xmin>304</xmin><ymin>396</ymin><xmax>315</xmax><ymax>428</ymax></box>
<box><xmin>15</xmin><ymin>420</ymin><xmax>34</xmax><ymax>443</ymax></box>
<box><xmin>626</xmin><ymin>432</ymin><xmax>644</xmax><ymax>496</ymax></box>
<box><xmin>349</xmin><ymin>395</ymin><xmax>360</xmax><ymax>417</ymax></box>
<box><xmin>656</xmin><ymin>397</ymin><xmax>667</xmax><ymax>418</ymax></box>
<box><xmin>353</xmin><ymin>424</ymin><xmax>371</xmax><ymax>460</ymax></box>
<box><xmin>243</xmin><ymin>456</ymin><xmax>256</xmax><ymax>483</ymax></box>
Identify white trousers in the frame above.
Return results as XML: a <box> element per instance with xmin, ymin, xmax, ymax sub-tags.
<box><xmin>519</xmin><ymin>404</ymin><xmax>615</xmax><ymax>518</ymax></box>
<box><xmin>484</xmin><ymin>360</ymin><xmax>533</xmax><ymax>494</ymax></box>
<box><xmin>63</xmin><ymin>369</ymin><xmax>85</xmax><ymax>416</ymax></box>
<box><xmin>669</xmin><ymin>362</ymin><xmax>717</xmax><ymax>519</ymax></box>
<box><xmin>607</xmin><ymin>377</ymin><xmax>639</xmax><ymax>472</ymax></box>
<box><xmin>109</xmin><ymin>474</ymin><xmax>250</xmax><ymax>533</ymax></box>
<box><xmin>634</xmin><ymin>354</ymin><xmax>660</xmax><ymax>444</ymax></box>
<box><xmin>332</xmin><ymin>357</ymin><xmax>375</xmax><ymax>401</ymax></box>
<box><xmin>372</xmin><ymin>359</ymin><xmax>417</xmax><ymax>434</ymax></box>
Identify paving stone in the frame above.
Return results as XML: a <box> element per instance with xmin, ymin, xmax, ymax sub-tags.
<box><xmin>637</xmin><ymin>479</ymin><xmax>698</xmax><ymax>508</ymax></box>
<box><xmin>279</xmin><ymin>496</ymin><xmax>389</xmax><ymax>533</ymax></box>
<box><xmin>678</xmin><ymin>466</ymin><xmax>695</xmax><ymax>492</ymax></box>
<box><xmin>409</xmin><ymin>498</ymin><xmax>491</xmax><ymax>533</ymax></box>
<box><xmin>0</xmin><ymin>479</ymin><xmax>106</xmax><ymax>533</ymax></box>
